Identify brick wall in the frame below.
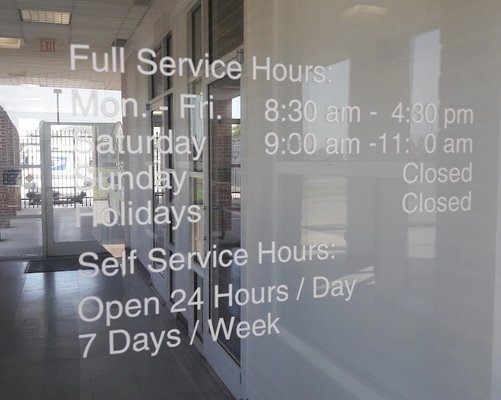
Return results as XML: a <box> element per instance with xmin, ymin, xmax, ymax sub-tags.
<box><xmin>212</xmin><ymin>100</ymin><xmax>233</xmax><ymax>232</ymax></box>
<box><xmin>0</xmin><ymin>106</ymin><xmax>21</xmax><ymax>228</ymax></box>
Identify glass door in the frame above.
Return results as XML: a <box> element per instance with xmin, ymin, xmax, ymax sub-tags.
<box><xmin>41</xmin><ymin>122</ymin><xmax>104</xmax><ymax>256</ymax></box>
<box><xmin>151</xmin><ymin>99</ymin><xmax>169</xmax><ymax>300</ymax></box>
<box><xmin>204</xmin><ymin>75</ymin><xmax>243</xmax><ymax>396</ymax></box>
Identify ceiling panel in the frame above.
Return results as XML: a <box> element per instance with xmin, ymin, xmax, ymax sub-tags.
<box><xmin>128</xmin><ymin>5</ymin><xmax>150</xmax><ymax>19</ymax></box>
<box><xmin>71</xmin><ymin>16</ymin><xmax>125</xmax><ymax>30</ymax></box>
<box><xmin>117</xmin><ymin>28</ymin><xmax>135</xmax><ymax>39</ymax></box>
<box><xmin>72</xmin><ymin>5</ymin><xmax>131</xmax><ymax>18</ymax></box>
<box><xmin>73</xmin><ymin>0</ymin><xmax>134</xmax><ymax>6</ymax></box>
<box><xmin>16</xmin><ymin>0</ymin><xmax>73</xmax><ymax>12</ymax></box>
<box><xmin>0</xmin><ymin>0</ymin><xmax>150</xmax><ymax>90</ymax></box>
<box><xmin>71</xmin><ymin>27</ymin><xmax>120</xmax><ymax>38</ymax></box>
<box><xmin>23</xmin><ymin>24</ymin><xmax>70</xmax><ymax>40</ymax></box>
<box><xmin>0</xmin><ymin>8</ymin><xmax>21</xmax><ymax>22</ymax></box>
<box><xmin>0</xmin><ymin>23</ymin><xmax>23</xmax><ymax>37</ymax></box>
<box><xmin>70</xmin><ymin>36</ymin><xmax>116</xmax><ymax>48</ymax></box>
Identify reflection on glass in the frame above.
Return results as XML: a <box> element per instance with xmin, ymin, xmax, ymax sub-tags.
<box><xmin>209</xmin><ymin>0</ymin><xmax>243</xmax><ymax>60</ymax></box>
<box><xmin>152</xmin><ymin>109</ymin><xmax>164</xmax><ymax>207</ymax></box>
<box><xmin>194</xmin><ymin>272</ymin><xmax>203</xmax><ymax>340</ymax></box>
<box><xmin>166</xmin><ymin>35</ymin><xmax>173</xmax><ymax>90</ymax></box>
<box><xmin>191</xmin><ymin>4</ymin><xmax>202</xmax><ymax>65</ymax></box>
<box><xmin>166</xmin><ymin>95</ymin><xmax>174</xmax><ymax>169</ymax></box>
<box><xmin>151</xmin><ymin>46</ymin><xmax>164</xmax><ymax>98</ymax></box>
<box><xmin>302</xmin><ymin>60</ymin><xmax>351</xmax><ymax>159</ymax></box>
<box><xmin>191</xmin><ymin>177</ymin><xmax>204</xmax><ymax>255</ymax></box>
<box><xmin>406</xmin><ymin>29</ymin><xmax>440</xmax><ymax>261</ymax></box>
<box><xmin>301</xmin><ymin>176</ymin><xmax>347</xmax><ymax>252</ymax></box>
<box><xmin>189</xmin><ymin>80</ymin><xmax>204</xmax><ymax>172</ymax></box>
<box><xmin>152</xmin><ymin>107</ymin><xmax>167</xmax><ymax>277</ymax></box>
<box><xmin>410</xmin><ymin>29</ymin><xmax>440</xmax><ymax>152</ymax></box>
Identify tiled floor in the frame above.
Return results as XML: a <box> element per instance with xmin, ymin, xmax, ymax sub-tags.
<box><xmin>0</xmin><ymin>206</ymin><xmax>124</xmax><ymax>258</ymax></box>
<box><xmin>0</xmin><ymin>260</ymin><xmax>233</xmax><ymax>400</ymax></box>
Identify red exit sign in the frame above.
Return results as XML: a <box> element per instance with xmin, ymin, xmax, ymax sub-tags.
<box><xmin>40</xmin><ymin>39</ymin><xmax>56</xmax><ymax>52</ymax></box>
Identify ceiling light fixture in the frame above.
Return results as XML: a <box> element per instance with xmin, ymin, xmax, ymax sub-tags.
<box><xmin>0</xmin><ymin>37</ymin><xmax>24</xmax><ymax>49</ymax></box>
<box><xmin>19</xmin><ymin>10</ymin><xmax>71</xmax><ymax>25</ymax></box>
<box><xmin>342</xmin><ymin>5</ymin><xmax>387</xmax><ymax>19</ymax></box>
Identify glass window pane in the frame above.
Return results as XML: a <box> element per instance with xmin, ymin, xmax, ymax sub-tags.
<box><xmin>151</xmin><ymin>46</ymin><xmax>163</xmax><ymax>98</ymax></box>
<box><xmin>191</xmin><ymin>177</ymin><xmax>204</xmax><ymax>255</ymax></box>
<box><xmin>166</xmin><ymin>36</ymin><xmax>173</xmax><ymax>89</ymax></box>
<box><xmin>191</xmin><ymin>5</ymin><xmax>202</xmax><ymax>65</ymax></box>
<box><xmin>194</xmin><ymin>272</ymin><xmax>203</xmax><ymax>340</ymax></box>
<box><xmin>152</xmin><ymin>106</ymin><xmax>166</xmax><ymax>261</ymax></box>
<box><xmin>189</xmin><ymin>80</ymin><xmax>204</xmax><ymax>172</ymax></box>
<box><xmin>209</xmin><ymin>0</ymin><xmax>243</xmax><ymax>60</ymax></box>
<box><xmin>167</xmin><ymin>95</ymin><xmax>174</xmax><ymax>169</ymax></box>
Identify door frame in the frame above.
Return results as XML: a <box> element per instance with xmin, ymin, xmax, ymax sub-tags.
<box><xmin>150</xmin><ymin>98</ymin><xmax>171</xmax><ymax>301</ymax></box>
<box><xmin>201</xmin><ymin>48</ymin><xmax>246</xmax><ymax>399</ymax></box>
<box><xmin>40</xmin><ymin>121</ymin><xmax>104</xmax><ymax>257</ymax></box>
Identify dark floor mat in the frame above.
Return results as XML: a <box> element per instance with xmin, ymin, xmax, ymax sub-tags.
<box><xmin>25</xmin><ymin>253</ymin><xmax>112</xmax><ymax>273</ymax></box>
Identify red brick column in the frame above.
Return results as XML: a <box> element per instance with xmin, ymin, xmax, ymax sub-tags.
<box><xmin>0</xmin><ymin>106</ymin><xmax>21</xmax><ymax>229</ymax></box>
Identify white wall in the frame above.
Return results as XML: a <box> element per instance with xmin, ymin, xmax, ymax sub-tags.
<box><xmin>121</xmin><ymin>1</ymin><xmax>501</xmax><ymax>399</ymax></box>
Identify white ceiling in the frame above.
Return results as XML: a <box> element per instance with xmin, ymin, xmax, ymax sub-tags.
<box><xmin>0</xmin><ymin>0</ymin><xmax>152</xmax><ymax>89</ymax></box>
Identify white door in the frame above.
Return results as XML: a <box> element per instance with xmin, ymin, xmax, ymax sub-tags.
<box><xmin>41</xmin><ymin>122</ymin><xmax>105</xmax><ymax>256</ymax></box>
<box><xmin>150</xmin><ymin>100</ymin><xmax>170</xmax><ymax>301</ymax></box>
<box><xmin>203</xmin><ymin>75</ymin><xmax>244</xmax><ymax>398</ymax></box>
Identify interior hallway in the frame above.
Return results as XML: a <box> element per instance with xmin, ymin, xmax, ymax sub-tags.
<box><xmin>0</xmin><ymin>260</ymin><xmax>233</xmax><ymax>400</ymax></box>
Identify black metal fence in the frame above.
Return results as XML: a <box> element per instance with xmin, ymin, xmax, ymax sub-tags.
<box><xmin>18</xmin><ymin>128</ymin><xmax>94</xmax><ymax>210</ymax></box>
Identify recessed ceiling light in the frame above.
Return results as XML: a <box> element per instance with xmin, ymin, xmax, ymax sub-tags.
<box><xmin>19</xmin><ymin>10</ymin><xmax>71</xmax><ymax>25</ymax></box>
<box><xmin>0</xmin><ymin>37</ymin><xmax>24</xmax><ymax>49</ymax></box>
<box><xmin>342</xmin><ymin>5</ymin><xmax>387</xmax><ymax>19</ymax></box>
